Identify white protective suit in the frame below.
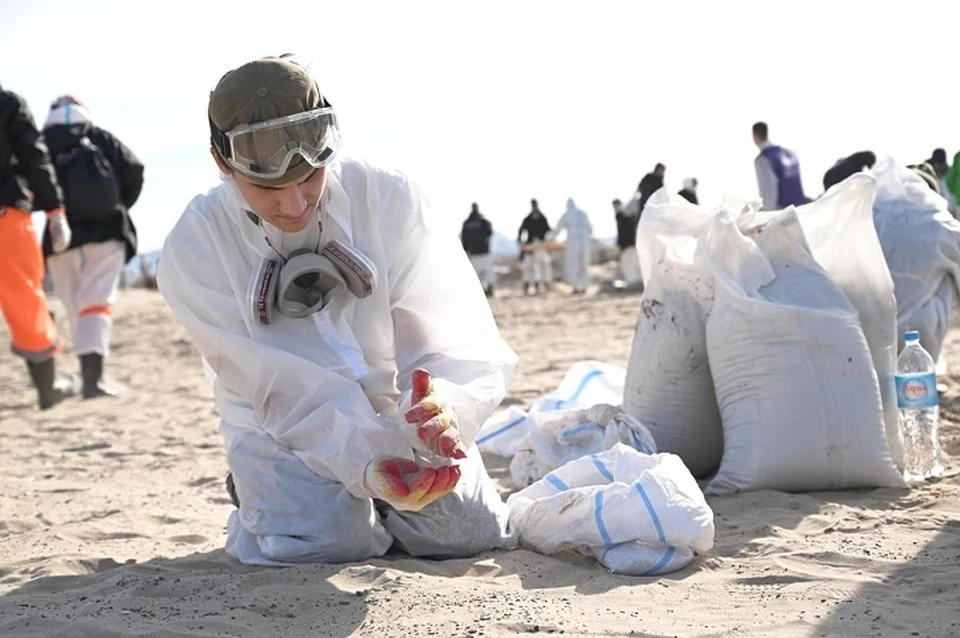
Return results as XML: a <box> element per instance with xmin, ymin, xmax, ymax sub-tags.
<box><xmin>553</xmin><ymin>198</ymin><xmax>593</xmax><ymax>292</ymax></box>
<box><xmin>521</xmin><ymin>248</ymin><xmax>553</xmax><ymax>287</ymax></box>
<box><xmin>469</xmin><ymin>254</ymin><xmax>497</xmax><ymax>292</ymax></box>
<box><xmin>157</xmin><ymin>158</ymin><xmax>519</xmax><ymax>565</ymax></box>
<box><xmin>47</xmin><ymin>239</ymin><xmax>126</xmax><ymax>355</ymax></box>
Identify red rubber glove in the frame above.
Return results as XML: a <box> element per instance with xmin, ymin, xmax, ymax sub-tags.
<box><xmin>404</xmin><ymin>369</ymin><xmax>467</xmax><ymax>459</ymax></box>
<box><xmin>363</xmin><ymin>457</ymin><xmax>461</xmax><ymax>511</ymax></box>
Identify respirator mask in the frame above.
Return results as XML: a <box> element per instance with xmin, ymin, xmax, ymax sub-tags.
<box><xmin>250</xmin><ymin>235</ymin><xmax>377</xmax><ymax>326</ymax></box>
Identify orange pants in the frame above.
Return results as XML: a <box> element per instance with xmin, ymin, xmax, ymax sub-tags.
<box><xmin>0</xmin><ymin>206</ymin><xmax>60</xmax><ymax>361</ymax></box>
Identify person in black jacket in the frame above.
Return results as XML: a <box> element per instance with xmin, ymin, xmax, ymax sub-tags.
<box><xmin>0</xmin><ymin>86</ymin><xmax>77</xmax><ymax>409</ymax></box>
<box><xmin>517</xmin><ymin>198</ymin><xmax>553</xmax><ymax>295</ymax></box>
<box><xmin>678</xmin><ymin>177</ymin><xmax>699</xmax><ymax>205</ymax></box>
<box><xmin>460</xmin><ymin>202</ymin><xmax>495</xmax><ymax>296</ymax></box>
<box><xmin>41</xmin><ymin>95</ymin><xmax>144</xmax><ymax>398</ymax></box>
<box><xmin>637</xmin><ymin>163</ymin><xmax>666</xmax><ymax>214</ymax></box>
<box><xmin>822</xmin><ymin>151</ymin><xmax>876</xmax><ymax>192</ymax></box>
<box><xmin>614</xmin><ymin>198</ymin><xmax>641</xmax><ymax>285</ymax></box>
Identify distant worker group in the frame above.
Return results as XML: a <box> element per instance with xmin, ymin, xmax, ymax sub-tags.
<box><xmin>460</xmin><ymin>121</ymin><xmax>958</xmax><ymax>298</ymax></box>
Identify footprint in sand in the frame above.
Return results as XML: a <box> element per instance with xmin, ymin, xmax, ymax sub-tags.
<box><xmin>44</xmin><ymin>426</ymin><xmax>84</xmax><ymax>434</ymax></box>
<box><xmin>188</xmin><ymin>476</ymin><xmax>221</xmax><ymax>488</ymax></box>
<box><xmin>102</xmin><ymin>451</ymin><xmax>138</xmax><ymax>459</ymax></box>
<box><xmin>77</xmin><ymin>509</ymin><xmax>123</xmax><ymax>523</ymax></box>
<box><xmin>0</xmin><ymin>519</ymin><xmax>38</xmax><ymax>535</ymax></box>
<box><xmin>63</xmin><ymin>442</ymin><xmax>111</xmax><ymax>453</ymax></box>
<box><xmin>168</xmin><ymin>534</ymin><xmax>208</xmax><ymax>545</ymax></box>
<box><xmin>76</xmin><ymin>531</ymin><xmax>147</xmax><ymax>541</ymax></box>
<box><xmin>735</xmin><ymin>574</ymin><xmax>810</xmax><ymax>589</ymax></box>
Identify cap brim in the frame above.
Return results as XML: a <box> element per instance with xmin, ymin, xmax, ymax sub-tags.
<box><xmin>244</xmin><ymin>156</ymin><xmax>318</xmax><ymax>187</ymax></box>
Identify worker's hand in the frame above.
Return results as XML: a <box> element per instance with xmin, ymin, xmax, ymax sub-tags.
<box><xmin>363</xmin><ymin>456</ymin><xmax>461</xmax><ymax>512</ymax></box>
<box><xmin>47</xmin><ymin>208</ymin><xmax>72</xmax><ymax>254</ymax></box>
<box><xmin>404</xmin><ymin>369</ymin><xmax>467</xmax><ymax>459</ymax></box>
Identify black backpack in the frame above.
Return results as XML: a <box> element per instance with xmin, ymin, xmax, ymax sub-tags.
<box><xmin>54</xmin><ymin>136</ymin><xmax>122</xmax><ymax>221</ymax></box>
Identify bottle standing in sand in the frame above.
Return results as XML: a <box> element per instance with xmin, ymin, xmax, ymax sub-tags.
<box><xmin>895</xmin><ymin>331</ymin><xmax>945</xmax><ymax>481</ymax></box>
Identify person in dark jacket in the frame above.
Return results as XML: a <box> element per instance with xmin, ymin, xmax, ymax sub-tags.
<box><xmin>614</xmin><ymin>198</ymin><xmax>635</xmax><ymax>250</ymax></box>
<box><xmin>823</xmin><ymin>151</ymin><xmax>876</xmax><ymax>191</ymax></box>
<box><xmin>927</xmin><ymin>148</ymin><xmax>949</xmax><ymax>180</ymax></box>
<box><xmin>460</xmin><ymin>202</ymin><xmax>495</xmax><ymax>296</ymax></box>
<box><xmin>926</xmin><ymin>148</ymin><xmax>956</xmax><ymax>213</ymax></box>
<box><xmin>678</xmin><ymin>177</ymin><xmax>699</xmax><ymax>205</ymax></box>
<box><xmin>41</xmin><ymin>95</ymin><xmax>144</xmax><ymax>398</ymax></box>
<box><xmin>517</xmin><ymin>198</ymin><xmax>552</xmax><ymax>294</ymax></box>
<box><xmin>614</xmin><ymin>198</ymin><xmax>641</xmax><ymax>285</ymax></box>
<box><xmin>637</xmin><ymin>163</ymin><xmax>666</xmax><ymax>214</ymax></box>
<box><xmin>0</xmin><ymin>86</ymin><xmax>77</xmax><ymax>409</ymax></box>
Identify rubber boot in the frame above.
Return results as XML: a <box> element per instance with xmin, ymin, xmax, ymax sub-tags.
<box><xmin>25</xmin><ymin>358</ymin><xmax>76</xmax><ymax>410</ymax></box>
<box><xmin>80</xmin><ymin>353</ymin><xmax>117</xmax><ymax>399</ymax></box>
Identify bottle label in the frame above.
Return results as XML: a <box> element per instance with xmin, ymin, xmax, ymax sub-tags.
<box><xmin>896</xmin><ymin>373</ymin><xmax>938</xmax><ymax>408</ymax></box>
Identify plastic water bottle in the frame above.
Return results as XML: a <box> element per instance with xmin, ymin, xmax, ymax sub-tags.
<box><xmin>896</xmin><ymin>331</ymin><xmax>945</xmax><ymax>481</ymax></box>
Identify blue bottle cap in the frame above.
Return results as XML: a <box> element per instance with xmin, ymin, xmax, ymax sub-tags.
<box><xmin>905</xmin><ymin>330</ymin><xmax>920</xmax><ymax>341</ymax></box>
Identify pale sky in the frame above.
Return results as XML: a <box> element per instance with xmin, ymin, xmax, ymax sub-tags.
<box><xmin>4</xmin><ymin>0</ymin><xmax>958</xmax><ymax>252</ymax></box>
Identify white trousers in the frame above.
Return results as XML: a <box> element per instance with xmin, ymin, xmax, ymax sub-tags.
<box><xmin>564</xmin><ymin>240</ymin><xmax>591</xmax><ymax>291</ymax></box>
<box><xmin>223</xmin><ymin>420</ymin><xmax>516</xmax><ymax>565</ymax></box>
<box><xmin>522</xmin><ymin>249</ymin><xmax>553</xmax><ymax>284</ymax></box>
<box><xmin>619</xmin><ymin>246</ymin><xmax>643</xmax><ymax>284</ymax></box>
<box><xmin>46</xmin><ymin>240</ymin><xmax>125</xmax><ymax>356</ymax></box>
<box><xmin>469</xmin><ymin>254</ymin><xmax>497</xmax><ymax>289</ymax></box>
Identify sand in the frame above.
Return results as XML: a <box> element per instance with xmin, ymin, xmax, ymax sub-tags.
<box><xmin>1</xmin><ymin>285</ymin><xmax>958</xmax><ymax>638</ymax></box>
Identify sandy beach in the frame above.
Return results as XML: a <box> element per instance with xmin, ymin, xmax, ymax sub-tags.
<box><xmin>1</xmin><ymin>284</ymin><xmax>958</xmax><ymax>638</ymax></box>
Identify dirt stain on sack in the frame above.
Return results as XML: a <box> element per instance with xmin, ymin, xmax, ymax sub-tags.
<box><xmin>640</xmin><ymin>299</ymin><xmax>664</xmax><ymax>321</ymax></box>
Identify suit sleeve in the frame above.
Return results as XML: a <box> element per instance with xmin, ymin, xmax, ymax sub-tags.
<box><xmin>8</xmin><ymin>94</ymin><xmax>62</xmax><ymax>212</ymax></box>
<box><xmin>755</xmin><ymin>154</ymin><xmax>779</xmax><ymax>211</ymax></box>
<box><xmin>384</xmin><ymin>176</ymin><xmax>517</xmax><ymax>446</ymax></box>
<box><xmin>93</xmin><ymin>128</ymin><xmax>144</xmax><ymax>209</ymax></box>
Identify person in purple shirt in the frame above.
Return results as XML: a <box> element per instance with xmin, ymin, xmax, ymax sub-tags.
<box><xmin>752</xmin><ymin>121</ymin><xmax>808</xmax><ymax>211</ymax></box>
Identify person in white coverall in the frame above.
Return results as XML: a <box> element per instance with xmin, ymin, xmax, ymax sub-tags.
<box><xmin>552</xmin><ymin>198</ymin><xmax>593</xmax><ymax>294</ymax></box>
<box><xmin>157</xmin><ymin>56</ymin><xmax>518</xmax><ymax>565</ymax></box>
<box><xmin>41</xmin><ymin>95</ymin><xmax>145</xmax><ymax>399</ymax></box>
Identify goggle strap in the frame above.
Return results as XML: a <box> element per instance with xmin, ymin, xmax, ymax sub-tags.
<box><xmin>209</xmin><ymin>115</ymin><xmax>233</xmax><ymax>160</ymax></box>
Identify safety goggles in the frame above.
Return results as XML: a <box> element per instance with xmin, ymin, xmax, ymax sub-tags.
<box><xmin>212</xmin><ymin>106</ymin><xmax>341</xmax><ymax>181</ymax></box>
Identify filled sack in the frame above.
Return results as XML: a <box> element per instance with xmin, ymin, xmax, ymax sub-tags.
<box><xmin>705</xmin><ymin>206</ymin><xmax>904</xmax><ymax>494</ymax></box>
<box><xmin>624</xmin><ymin>190</ymin><xmax>722</xmax><ymax>478</ymax></box>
